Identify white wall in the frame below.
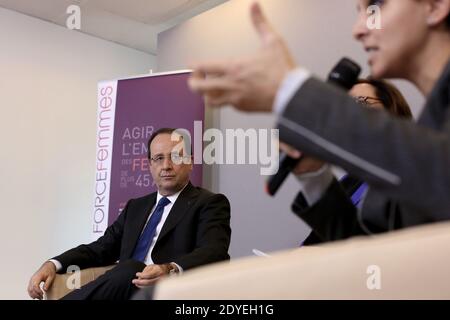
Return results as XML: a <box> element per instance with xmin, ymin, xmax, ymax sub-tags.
<box><xmin>0</xmin><ymin>7</ymin><xmax>155</xmax><ymax>299</ymax></box>
<box><xmin>157</xmin><ymin>0</ymin><xmax>425</xmax><ymax>258</ymax></box>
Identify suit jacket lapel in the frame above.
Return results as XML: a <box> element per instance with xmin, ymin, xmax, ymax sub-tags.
<box><xmin>156</xmin><ymin>182</ymin><xmax>199</xmax><ymax>242</ymax></box>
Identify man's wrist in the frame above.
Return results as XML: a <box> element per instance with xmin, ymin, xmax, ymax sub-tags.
<box><xmin>273</xmin><ymin>67</ymin><xmax>311</xmax><ymax>114</ymax></box>
<box><xmin>164</xmin><ymin>263</ymin><xmax>179</xmax><ymax>275</ymax></box>
<box><xmin>48</xmin><ymin>259</ymin><xmax>62</xmax><ymax>272</ymax></box>
<box><xmin>295</xmin><ymin>163</ymin><xmax>329</xmax><ymax>180</ymax></box>
<box><xmin>296</xmin><ymin>165</ymin><xmax>334</xmax><ymax>205</ymax></box>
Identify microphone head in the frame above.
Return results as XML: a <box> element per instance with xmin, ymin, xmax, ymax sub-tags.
<box><xmin>327</xmin><ymin>57</ymin><xmax>361</xmax><ymax>90</ymax></box>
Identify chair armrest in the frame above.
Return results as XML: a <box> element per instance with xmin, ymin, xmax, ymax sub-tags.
<box><xmin>45</xmin><ymin>265</ymin><xmax>116</xmax><ymax>300</ymax></box>
<box><xmin>155</xmin><ymin>221</ymin><xmax>450</xmax><ymax>299</ymax></box>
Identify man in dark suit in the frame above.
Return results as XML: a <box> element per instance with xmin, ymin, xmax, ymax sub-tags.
<box><xmin>27</xmin><ymin>128</ymin><xmax>231</xmax><ymax>300</ymax></box>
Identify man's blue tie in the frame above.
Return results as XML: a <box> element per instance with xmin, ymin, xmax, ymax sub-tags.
<box><xmin>351</xmin><ymin>183</ymin><xmax>368</xmax><ymax>207</ymax></box>
<box><xmin>132</xmin><ymin>197</ymin><xmax>171</xmax><ymax>262</ymax></box>
<box><xmin>341</xmin><ymin>175</ymin><xmax>368</xmax><ymax>207</ymax></box>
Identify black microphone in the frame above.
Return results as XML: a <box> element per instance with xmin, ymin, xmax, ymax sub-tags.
<box><xmin>266</xmin><ymin>58</ymin><xmax>361</xmax><ymax>196</ymax></box>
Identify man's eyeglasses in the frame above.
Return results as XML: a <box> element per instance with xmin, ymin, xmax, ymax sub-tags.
<box><xmin>150</xmin><ymin>153</ymin><xmax>191</xmax><ymax>165</ymax></box>
<box><xmin>354</xmin><ymin>96</ymin><xmax>383</xmax><ymax>107</ymax></box>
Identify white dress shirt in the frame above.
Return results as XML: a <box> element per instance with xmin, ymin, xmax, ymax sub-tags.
<box><xmin>142</xmin><ymin>186</ymin><xmax>185</xmax><ymax>270</ymax></box>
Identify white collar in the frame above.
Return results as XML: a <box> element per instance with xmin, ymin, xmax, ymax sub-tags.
<box><xmin>156</xmin><ymin>183</ymin><xmax>189</xmax><ymax>206</ymax></box>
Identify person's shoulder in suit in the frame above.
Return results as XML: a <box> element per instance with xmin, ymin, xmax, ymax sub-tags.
<box><xmin>122</xmin><ymin>183</ymin><xmax>230</xmax><ymax>216</ymax></box>
<box><xmin>190</xmin><ymin>185</ymin><xmax>230</xmax><ymax>201</ymax></box>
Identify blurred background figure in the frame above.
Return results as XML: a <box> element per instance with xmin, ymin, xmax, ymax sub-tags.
<box><xmin>299</xmin><ymin>78</ymin><xmax>413</xmax><ymax>246</ymax></box>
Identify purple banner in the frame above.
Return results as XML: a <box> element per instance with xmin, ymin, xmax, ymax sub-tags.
<box><xmin>107</xmin><ymin>71</ymin><xmax>204</xmax><ymax>226</ymax></box>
